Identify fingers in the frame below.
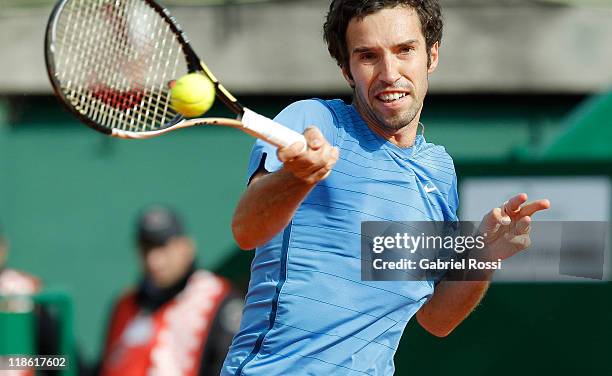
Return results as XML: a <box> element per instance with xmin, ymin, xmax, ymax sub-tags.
<box><xmin>503</xmin><ymin>193</ymin><xmax>528</xmax><ymax>216</ymax></box>
<box><xmin>277</xmin><ymin>141</ymin><xmax>308</xmax><ymax>163</ymax></box>
<box><xmin>518</xmin><ymin>199</ymin><xmax>551</xmax><ymax>218</ymax></box>
<box><xmin>277</xmin><ymin>126</ymin><xmax>326</xmax><ymax>162</ymax></box>
<box><xmin>499</xmin><ymin>194</ymin><xmax>526</xmax><ymax>225</ymax></box>
<box><xmin>481</xmin><ymin>199</ymin><xmax>532</xmax><ymax>237</ymax></box>
<box><xmin>331</xmin><ymin>146</ymin><xmax>340</xmax><ymax>161</ymax></box>
<box><xmin>501</xmin><ymin>194</ymin><xmax>551</xmax><ymax>223</ymax></box>
<box><xmin>515</xmin><ymin>216</ymin><xmax>531</xmax><ymax>235</ymax></box>
<box><xmin>480</xmin><ymin>207</ymin><xmax>503</xmax><ymax>236</ymax></box>
<box><xmin>278</xmin><ymin>126</ymin><xmax>339</xmax><ymax>185</ymax></box>
<box><xmin>323</xmin><ymin>147</ymin><xmax>340</xmax><ymax>173</ymax></box>
<box><xmin>307</xmin><ymin>163</ymin><xmax>335</xmax><ymax>184</ymax></box>
<box><xmin>304</xmin><ymin>126</ymin><xmax>325</xmax><ymax>150</ymax></box>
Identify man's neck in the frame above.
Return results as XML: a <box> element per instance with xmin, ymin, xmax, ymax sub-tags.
<box><xmin>368</xmin><ymin>120</ymin><xmax>419</xmax><ymax>148</ymax></box>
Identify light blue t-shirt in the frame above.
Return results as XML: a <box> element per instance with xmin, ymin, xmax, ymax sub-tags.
<box><xmin>222</xmin><ymin>99</ymin><xmax>458</xmax><ymax>376</ymax></box>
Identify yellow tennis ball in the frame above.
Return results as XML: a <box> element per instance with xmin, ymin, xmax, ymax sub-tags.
<box><xmin>170</xmin><ymin>73</ymin><xmax>215</xmax><ymax>117</ymax></box>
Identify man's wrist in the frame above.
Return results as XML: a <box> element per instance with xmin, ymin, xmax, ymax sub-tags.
<box><xmin>445</xmin><ymin>240</ymin><xmax>498</xmax><ymax>281</ymax></box>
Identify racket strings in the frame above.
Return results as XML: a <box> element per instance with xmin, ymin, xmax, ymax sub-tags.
<box><xmin>60</xmin><ymin>0</ymin><xmax>131</xmax><ymax>127</ymax></box>
<box><xmin>51</xmin><ymin>0</ymin><xmax>187</xmax><ymax>132</ymax></box>
<box><xmin>95</xmin><ymin>0</ymin><xmax>179</xmax><ymax>131</ymax></box>
<box><xmin>136</xmin><ymin>7</ymin><xmax>180</xmax><ymax>130</ymax></box>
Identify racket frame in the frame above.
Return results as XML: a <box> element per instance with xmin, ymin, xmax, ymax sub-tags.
<box><xmin>45</xmin><ymin>0</ymin><xmax>306</xmax><ymax>149</ymax></box>
<box><xmin>45</xmin><ymin>0</ymin><xmax>244</xmax><ymax>135</ymax></box>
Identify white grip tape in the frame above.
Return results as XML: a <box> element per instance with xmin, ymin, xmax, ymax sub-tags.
<box><xmin>241</xmin><ymin>108</ymin><xmax>307</xmax><ymax>150</ymax></box>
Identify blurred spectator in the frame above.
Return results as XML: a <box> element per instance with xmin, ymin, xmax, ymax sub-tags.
<box><xmin>98</xmin><ymin>206</ymin><xmax>242</xmax><ymax>376</ymax></box>
<box><xmin>0</xmin><ymin>226</ymin><xmax>61</xmax><ymax>376</ymax></box>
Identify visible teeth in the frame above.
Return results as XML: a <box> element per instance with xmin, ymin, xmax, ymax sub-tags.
<box><xmin>378</xmin><ymin>93</ymin><xmax>406</xmax><ymax>102</ymax></box>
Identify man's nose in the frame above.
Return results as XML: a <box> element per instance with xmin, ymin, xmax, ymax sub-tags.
<box><xmin>378</xmin><ymin>54</ymin><xmax>401</xmax><ymax>84</ymax></box>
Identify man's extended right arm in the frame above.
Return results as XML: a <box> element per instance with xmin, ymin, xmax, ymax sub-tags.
<box><xmin>232</xmin><ymin>127</ymin><xmax>339</xmax><ymax>250</ymax></box>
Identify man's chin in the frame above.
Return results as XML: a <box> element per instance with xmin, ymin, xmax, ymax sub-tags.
<box><xmin>150</xmin><ymin>275</ymin><xmax>171</xmax><ymax>288</ymax></box>
<box><xmin>383</xmin><ymin>108</ymin><xmax>421</xmax><ymax>129</ymax></box>
<box><xmin>374</xmin><ymin>115</ymin><xmax>414</xmax><ymax>132</ymax></box>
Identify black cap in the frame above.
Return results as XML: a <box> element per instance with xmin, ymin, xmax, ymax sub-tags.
<box><xmin>137</xmin><ymin>206</ymin><xmax>184</xmax><ymax>248</ymax></box>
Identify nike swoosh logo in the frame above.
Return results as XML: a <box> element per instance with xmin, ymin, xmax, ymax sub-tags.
<box><xmin>424</xmin><ymin>184</ymin><xmax>437</xmax><ymax>193</ymax></box>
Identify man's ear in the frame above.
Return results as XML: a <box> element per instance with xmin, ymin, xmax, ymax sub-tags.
<box><xmin>341</xmin><ymin>66</ymin><xmax>355</xmax><ymax>89</ymax></box>
<box><xmin>427</xmin><ymin>42</ymin><xmax>440</xmax><ymax>74</ymax></box>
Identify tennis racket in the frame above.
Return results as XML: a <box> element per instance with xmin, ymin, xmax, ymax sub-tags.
<box><xmin>44</xmin><ymin>0</ymin><xmax>306</xmax><ymax>148</ymax></box>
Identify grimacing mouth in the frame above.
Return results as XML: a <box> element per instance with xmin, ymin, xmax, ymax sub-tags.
<box><xmin>375</xmin><ymin>91</ymin><xmax>409</xmax><ymax>103</ymax></box>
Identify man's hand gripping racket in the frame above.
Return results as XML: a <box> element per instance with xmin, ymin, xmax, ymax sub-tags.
<box><xmin>44</xmin><ymin>0</ymin><xmax>306</xmax><ymax>150</ymax></box>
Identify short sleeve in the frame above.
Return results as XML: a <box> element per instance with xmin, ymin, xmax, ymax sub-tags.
<box><xmin>246</xmin><ymin>99</ymin><xmax>337</xmax><ymax>183</ymax></box>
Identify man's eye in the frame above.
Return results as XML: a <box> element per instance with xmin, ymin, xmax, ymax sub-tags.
<box><xmin>360</xmin><ymin>53</ymin><xmax>376</xmax><ymax>61</ymax></box>
<box><xmin>400</xmin><ymin>47</ymin><xmax>414</xmax><ymax>54</ymax></box>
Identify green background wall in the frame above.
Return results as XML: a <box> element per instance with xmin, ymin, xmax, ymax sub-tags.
<box><xmin>0</xmin><ymin>96</ymin><xmax>257</xmax><ymax>360</ymax></box>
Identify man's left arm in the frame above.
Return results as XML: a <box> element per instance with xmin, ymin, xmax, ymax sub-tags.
<box><xmin>416</xmin><ymin>193</ymin><xmax>550</xmax><ymax>337</ymax></box>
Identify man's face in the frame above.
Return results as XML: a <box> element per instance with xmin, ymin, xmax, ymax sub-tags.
<box><xmin>343</xmin><ymin>6</ymin><xmax>439</xmax><ymax>137</ymax></box>
<box><xmin>140</xmin><ymin>237</ymin><xmax>194</xmax><ymax>289</ymax></box>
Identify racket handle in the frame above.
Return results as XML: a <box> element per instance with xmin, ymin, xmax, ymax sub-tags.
<box><xmin>241</xmin><ymin>108</ymin><xmax>307</xmax><ymax>151</ymax></box>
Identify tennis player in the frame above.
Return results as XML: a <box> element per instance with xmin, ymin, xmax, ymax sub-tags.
<box><xmin>222</xmin><ymin>1</ymin><xmax>550</xmax><ymax>375</ymax></box>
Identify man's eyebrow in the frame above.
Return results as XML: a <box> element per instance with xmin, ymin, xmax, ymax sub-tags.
<box><xmin>396</xmin><ymin>39</ymin><xmax>419</xmax><ymax>47</ymax></box>
<box><xmin>352</xmin><ymin>39</ymin><xmax>420</xmax><ymax>54</ymax></box>
<box><xmin>352</xmin><ymin>46</ymin><xmax>375</xmax><ymax>54</ymax></box>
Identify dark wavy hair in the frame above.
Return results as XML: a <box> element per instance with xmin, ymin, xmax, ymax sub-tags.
<box><xmin>323</xmin><ymin>0</ymin><xmax>443</xmax><ymax>69</ymax></box>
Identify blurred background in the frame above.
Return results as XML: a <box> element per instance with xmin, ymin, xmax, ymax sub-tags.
<box><xmin>0</xmin><ymin>0</ymin><xmax>610</xmax><ymax>375</ymax></box>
